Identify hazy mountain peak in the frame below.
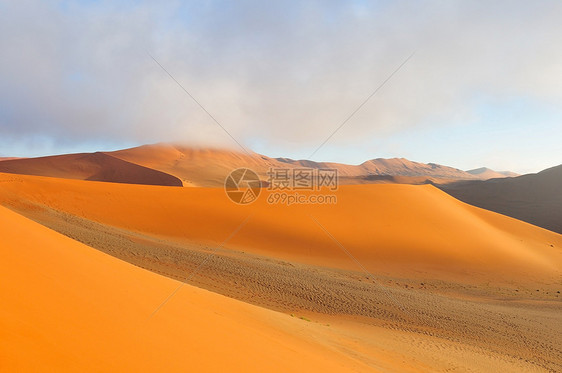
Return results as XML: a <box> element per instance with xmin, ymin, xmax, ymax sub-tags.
<box><xmin>467</xmin><ymin>167</ymin><xmax>519</xmax><ymax>180</ymax></box>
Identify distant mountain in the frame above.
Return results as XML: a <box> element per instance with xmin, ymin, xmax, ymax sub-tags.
<box><xmin>0</xmin><ymin>152</ymin><xmax>182</xmax><ymax>187</ymax></box>
<box><xmin>467</xmin><ymin>167</ymin><xmax>519</xmax><ymax>180</ymax></box>
<box><xmin>112</xmin><ymin>144</ymin><xmax>483</xmax><ymax>185</ymax></box>
<box><xmin>0</xmin><ymin>143</ymin><xmax>517</xmax><ymax>188</ymax></box>
<box><xmin>278</xmin><ymin>157</ymin><xmax>479</xmax><ymax>180</ymax></box>
<box><xmin>441</xmin><ymin>164</ymin><xmax>562</xmax><ymax>234</ymax></box>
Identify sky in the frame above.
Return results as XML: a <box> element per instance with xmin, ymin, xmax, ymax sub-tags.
<box><xmin>0</xmin><ymin>0</ymin><xmax>561</xmax><ymax>174</ymax></box>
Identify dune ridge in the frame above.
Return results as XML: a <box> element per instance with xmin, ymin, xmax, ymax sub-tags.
<box><xmin>0</xmin><ymin>152</ymin><xmax>182</xmax><ymax>186</ymax></box>
<box><xmin>1</xmin><ymin>172</ymin><xmax>559</xmax><ymax>284</ymax></box>
<box><xmin>112</xmin><ymin>143</ymin><xmax>484</xmax><ymax>185</ymax></box>
<box><xmin>0</xmin><ymin>144</ymin><xmax>518</xmax><ymax>188</ymax></box>
<box><xmin>109</xmin><ymin>143</ymin><xmax>289</xmax><ymax>187</ymax></box>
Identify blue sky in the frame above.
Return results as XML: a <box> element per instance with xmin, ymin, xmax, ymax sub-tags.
<box><xmin>1</xmin><ymin>0</ymin><xmax>561</xmax><ymax>174</ymax></box>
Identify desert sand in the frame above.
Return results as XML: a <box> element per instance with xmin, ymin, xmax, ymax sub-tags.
<box><xmin>1</xmin><ymin>171</ymin><xmax>561</xmax><ymax>372</ymax></box>
<box><xmin>1</xmin><ymin>172</ymin><xmax>559</xmax><ymax>283</ymax></box>
<box><xmin>0</xmin><ymin>203</ymin><xmax>381</xmax><ymax>372</ymax></box>
<box><xmin>109</xmin><ymin>144</ymin><xmax>292</xmax><ymax>187</ymax></box>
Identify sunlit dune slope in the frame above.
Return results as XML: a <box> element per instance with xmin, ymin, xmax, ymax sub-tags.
<box><xmin>0</xmin><ymin>205</ymin><xmax>370</xmax><ymax>372</ymax></box>
<box><xmin>109</xmin><ymin>143</ymin><xmax>291</xmax><ymax>187</ymax></box>
<box><xmin>0</xmin><ymin>152</ymin><xmax>182</xmax><ymax>186</ymax></box>
<box><xmin>1</xmin><ymin>173</ymin><xmax>560</xmax><ymax>284</ymax></box>
<box><xmin>109</xmin><ymin>143</ymin><xmax>488</xmax><ymax>187</ymax></box>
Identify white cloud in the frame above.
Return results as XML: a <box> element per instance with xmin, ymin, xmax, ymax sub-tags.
<box><xmin>1</xmin><ymin>0</ymin><xmax>561</xmax><ymax>165</ymax></box>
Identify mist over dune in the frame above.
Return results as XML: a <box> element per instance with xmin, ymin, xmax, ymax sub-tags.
<box><xmin>467</xmin><ymin>167</ymin><xmax>519</xmax><ymax>180</ymax></box>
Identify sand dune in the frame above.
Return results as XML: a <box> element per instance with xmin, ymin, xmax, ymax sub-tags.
<box><xmin>108</xmin><ymin>143</ymin><xmax>290</xmax><ymax>187</ymax></box>
<box><xmin>2</xmin><ymin>173</ymin><xmax>561</xmax><ymax>371</ymax></box>
<box><xmin>1</xmin><ymin>172</ymin><xmax>559</xmax><ymax>284</ymax></box>
<box><xmin>0</xmin><ymin>204</ymin><xmax>379</xmax><ymax>372</ymax></box>
<box><xmin>442</xmin><ymin>164</ymin><xmax>562</xmax><ymax>234</ymax></box>
<box><xmin>0</xmin><ymin>144</ymin><xmax>516</xmax><ymax>188</ymax></box>
<box><xmin>0</xmin><ymin>152</ymin><xmax>182</xmax><ymax>186</ymax></box>
<box><xmin>111</xmin><ymin>144</ymin><xmax>491</xmax><ymax>186</ymax></box>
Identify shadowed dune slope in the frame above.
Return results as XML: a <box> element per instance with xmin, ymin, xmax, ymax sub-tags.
<box><xmin>1</xmin><ymin>173</ymin><xmax>560</xmax><ymax>284</ymax></box>
<box><xmin>0</xmin><ymin>205</ymin><xmax>372</xmax><ymax>372</ymax></box>
<box><xmin>441</xmin><ymin>164</ymin><xmax>562</xmax><ymax>234</ymax></box>
<box><xmin>0</xmin><ymin>152</ymin><xmax>182</xmax><ymax>186</ymax></box>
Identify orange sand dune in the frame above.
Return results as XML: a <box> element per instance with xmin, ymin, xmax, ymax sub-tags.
<box><xmin>1</xmin><ymin>173</ymin><xmax>560</xmax><ymax>284</ymax></box>
<box><xmin>109</xmin><ymin>143</ymin><xmax>292</xmax><ymax>187</ymax></box>
<box><xmin>0</xmin><ymin>204</ymin><xmax>375</xmax><ymax>372</ymax></box>
<box><xmin>109</xmin><ymin>143</ymin><xmax>485</xmax><ymax>187</ymax></box>
<box><xmin>0</xmin><ymin>152</ymin><xmax>182</xmax><ymax>186</ymax></box>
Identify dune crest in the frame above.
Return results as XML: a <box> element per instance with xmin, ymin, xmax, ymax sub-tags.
<box><xmin>112</xmin><ymin>144</ymin><xmax>484</xmax><ymax>185</ymax></box>
<box><xmin>0</xmin><ymin>144</ymin><xmax>519</xmax><ymax>188</ymax></box>
<box><xmin>0</xmin><ymin>152</ymin><xmax>182</xmax><ymax>186</ymax></box>
<box><xmin>1</xmin><ymin>172</ymin><xmax>559</xmax><ymax>284</ymax></box>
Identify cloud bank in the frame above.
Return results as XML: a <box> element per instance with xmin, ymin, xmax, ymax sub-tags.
<box><xmin>1</xmin><ymin>0</ymin><xmax>561</xmax><ymax>164</ymax></box>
